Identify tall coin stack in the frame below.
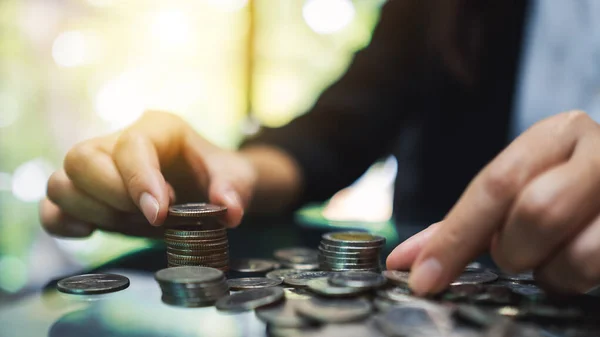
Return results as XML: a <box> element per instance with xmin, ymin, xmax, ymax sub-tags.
<box><xmin>165</xmin><ymin>203</ymin><xmax>229</xmax><ymax>272</ymax></box>
<box><xmin>155</xmin><ymin>266</ymin><xmax>229</xmax><ymax>307</ymax></box>
<box><xmin>318</xmin><ymin>231</ymin><xmax>385</xmax><ymax>272</ymax></box>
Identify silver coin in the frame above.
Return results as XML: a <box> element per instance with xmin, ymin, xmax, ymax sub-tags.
<box><xmin>373</xmin><ymin>304</ymin><xmax>452</xmax><ymax>337</ymax></box>
<box><xmin>230</xmin><ymin>258</ymin><xmax>277</xmax><ymax>273</ymax></box>
<box><xmin>452</xmin><ymin>270</ymin><xmax>498</xmax><ymax>285</ymax></box>
<box><xmin>274</xmin><ymin>247</ymin><xmax>319</xmax><ymax>264</ymax></box>
<box><xmin>497</xmin><ymin>271</ymin><xmax>534</xmax><ymax>283</ymax></box>
<box><xmin>321</xmin><ymin>232</ymin><xmax>385</xmax><ymax>248</ymax></box>
<box><xmin>318</xmin><ymin>247</ymin><xmax>380</xmax><ymax>258</ymax></box>
<box><xmin>266</xmin><ymin>269</ymin><xmax>304</xmax><ymax>281</ymax></box>
<box><xmin>319</xmin><ymin>242</ymin><xmax>382</xmax><ymax>253</ymax></box>
<box><xmin>57</xmin><ymin>273</ymin><xmax>130</xmax><ymax>295</ymax></box>
<box><xmin>382</xmin><ymin>270</ymin><xmax>410</xmax><ymax>285</ymax></box>
<box><xmin>322</xmin><ymin>266</ymin><xmax>380</xmax><ymax>273</ymax></box>
<box><xmin>376</xmin><ymin>286</ymin><xmax>415</xmax><ymax>303</ymax></box>
<box><xmin>155</xmin><ymin>266</ymin><xmax>224</xmax><ymax>284</ymax></box>
<box><xmin>255</xmin><ymin>300</ymin><xmax>314</xmax><ymax>328</ymax></box>
<box><xmin>215</xmin><ymin>287</ymin><xmax>285</xmax><ymax>312</ymax></box>
<box><xmin>318</xmin><ymin>254</ymin><xmax>380</xmax><ymax>265</ymax></box>
<box><xmin>168</xmin><ymin>203</ymin><xmax>227</xmax><ymax>217</ymax></box>
<box><xmin>283</xmin><ymin>271</ymin><xmax>333</xmax><ymax>287</ymax></box>
<box><xmin>280</xmin><ymin>261</ymin><xmax>320</xmax><ymax>271</ymax></box>
<box><xmin>283</xmin><ymin>287</ymin><xmax>314</xmax><ymax>300</ymax></box>
<box><xmin>329</xmin><ymin>271</ymin><xmax>386</xmax><ymax>289</ymax></box>
<box><xmin>295</xmin><ymin>297</ymin><xmax>373</xmax><ymax>323</ymax></box>
<box><xmin>306</xmin><ymin>277</ymin><xmax>367</xmax><ymax>297</ymax></box>
<box><xmin>319</xmin><ymin>261</ymin><xmax>380</xmax><ymax>270</ymax></box>
<box><xmin>227</xmin><ymin>277</ymin><xmax>282</xmax><ymax>290</ymax></box>
<box><xmin>266</xmin><ymin>325</ymin><xmax>321</xmax><ymax>337</ymax></box>
<box><xmin>373</xmin><ymin>297</ymin><xmax>404</xmax><ymax>312</ymax></box>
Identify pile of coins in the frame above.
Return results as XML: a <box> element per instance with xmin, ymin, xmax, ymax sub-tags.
<box><xmin>155</xmin><ymin>266</ymin><xmax>229</xmax><ymax>307</ymax></box>
<box><xmin>164</xmin><ymin>203</ymin><xmax>229</xmax><ymax>271</ymax></box>
<box><xmin>318</xmin><ymin>231</ymin><xmax>385</xmax><ymax>272</ymax></box>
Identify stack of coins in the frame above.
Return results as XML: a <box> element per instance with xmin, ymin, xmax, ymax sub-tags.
<box><xmin>318</xmin><ymin>231</ymin><xmax>385</xmax><ymax>272</ymax></box>
<box><xmin>165</xmin><ymin>203</ymin><xmax>229</xmax><ymax>271</ymax></box>
<box><xmin>155</xmin><ymin>266</ymin><xmax>229</xmax><ymax>307</ymax></box>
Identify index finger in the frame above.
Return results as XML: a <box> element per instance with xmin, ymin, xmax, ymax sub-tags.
<box><xmin>408</xmin><ymin>111</ymin><xmax>591</xmax><ymax>295</ymax></box>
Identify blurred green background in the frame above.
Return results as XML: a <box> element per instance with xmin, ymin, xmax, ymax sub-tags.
<box><xmin>0</xmin><ymin>0</ymin><xmax>390</xmax><ymax>296</ymax></box>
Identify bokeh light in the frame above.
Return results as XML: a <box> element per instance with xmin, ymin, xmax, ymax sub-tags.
<box><xmin>205</xmin><ymin>0</ymin><xmax>248</xmax><ymax>12</ymax></box>
<box><xmin>0</xmin><ymin>173</ymin><xmax>11</xmax><ymax>191</ymax></box>
<box><xmin>150</xmin><ymin>10</ymin><xmax>192</xmax><ymax>48</ymax></box>
<box><xmin>0</xmin><ymin>92</ymin><xmax>20</xmax><ymax>128</ymax></box>
<box><xmin>302</xmin><ymin>0</ymin><xmax>355</xmax><ymax>34</ymax></box>
<box><xmin>11</xmin><ymin>159</ymin><xmax>54</xmax><ymax>203</ymax></box>
<box><xmin>95</xmin><ymin>72</ymin><xmax>145</xmax><ymax>129</ymax></box>
<box><xmin>52</xmin><ymin>31</ymin><xmax>88</xmax><ymax>68</ymax></box>
<box><xmin>0</xmin><ymin>256</ymin><xmax>28</xmax><ymax>293</ymax></box>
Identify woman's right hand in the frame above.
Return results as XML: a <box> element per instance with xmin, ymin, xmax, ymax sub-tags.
<box><xmin>40</xmin><ymin>111</ymin><xmax>257</xmax><ymax>238</ymax></box>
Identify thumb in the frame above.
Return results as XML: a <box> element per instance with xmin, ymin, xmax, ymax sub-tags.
<box><xmin>208</xmin><ymin>178</ymin><xmax>245</xmax><ymax>228</ymax></box>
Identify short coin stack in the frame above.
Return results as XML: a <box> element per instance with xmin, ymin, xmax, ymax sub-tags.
<box><xmin>155</xmin><ymin>266</ymin><xmax>229</xmax><ymax>307</ymax></box>
<box><xmin>165</xmin><ymin>203</ymin><xmax>229</xmax><ymax>271</ymax></box>
<box><xmin>318</xmin><ymin>231</ymin><xmax>385</xmax><ymax>272</ymax></box>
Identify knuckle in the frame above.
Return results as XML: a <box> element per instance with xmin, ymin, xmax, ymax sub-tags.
<box><xmin>64</xmin><ymin>142</ymin><xmax>96</xmax><ymax>178</ymax></box>
<box><xmin>481</xmin><ymin>163</ymin><xmax>521</xmax><ymax>200</ymax></box>
<box><xmin>46</xmin><ymin>171</ymin><xmax>70</xmax><ymax>203</ymax></box>
<box><xmin>515</xmin><ymin>188</ymin><xmax>567</xmax><ymax>234</ymax></box>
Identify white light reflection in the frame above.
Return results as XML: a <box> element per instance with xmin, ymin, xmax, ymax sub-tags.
<box><xmin>205</xmin><ymin>0</ymin><xmax>248</xmax><ymax>12</ymax></box>
<box><xmin>0</xmin><ymin>172</ymin><xmax>11</xmax><ymax>191</ymax></box>
<box><xmin>151</xmin><ymin>10</ymin><xmax>191</xmax><ymax>47</ymax></box>
<box><xmin>52</xmin><ymin>31</ymin><xmax>87</xmax><ymax>68</ymax></box>
<box><xmin>302</xmin><ymin>0</ymin><xmax>355</xmax><ymax>35</ymax></box>
<box><xmin>0</xmin><ymin>92</ymin><xmax>20</xmax><ymax>128</ymax></box>
<box><xmin>95</xmin><ymin>73</ymin><xmax>145</xmax><ymax>129</ymax></box>
<box><xmin>11</xmin><ymin>158</ymin><xmax>54</xmax><ymax>202</ymax></box>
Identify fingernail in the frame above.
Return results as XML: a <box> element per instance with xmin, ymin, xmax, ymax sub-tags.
<box><xmin>222</xmin><ymin>189</ymin><xmax>241</xmax><ymax>208</ymax></box>
<box><xmin>409</xmin><ymin>257</ymin><xmax>443</xmax><ymax>295</ymax></box>
<box><xmin>139</xmin><ymin>192</ymin><xmax>159</xmax><ymax>225</ymax></box>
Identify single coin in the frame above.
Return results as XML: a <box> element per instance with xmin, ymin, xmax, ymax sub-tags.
<box><xmin>329</xmin><ymin>271</ymin><xmax>386</xmax><ymax>289</ymax></box>
<box><xmin>215</xmin><ymin>287</ymin><xmax>285</xmax><ymax>312</ymax></box>
<box><xmin>318</xmin><ymin>254</ymin><xmax>380</xmax><ymax>265</ymax></box>
<box><xmin>497</xmin><ymin>271</ymin><xmax>534</xmax><ymax>283</ymax></box>
<box><xmin>283</xmin><ymin>287</ymin><xmax>314</xmax><ymax>300</ymax></box>
<box><xmin>373</xmin><ymin>297</ymin><xmax>403</xmax><ymax>312</ymax></box>
<box><xmin>155</xmin><ymin>266</ymin><xmax>224</xmax><ymax>284</ymax></box>
<box><xmin>57</xmin><ymin>273</ymin><xmax>130</xmax><ymax>295</ymax></box>
<box><xmin>306</xmin><ymin>277</ymin><xmax>367</xmax><ymax>297</ymax></box>
<box><xmin>322</xmin><ymin>232</ymin><xmax>385</xmax><ymax>247</ymax></box>
<box><xmin>374</xmin><ymin>304</ymin><xmax>452</xmax><ymax>337</ymax></box>
<box><xmin>319</xmin><ymin>260</ymin><xmax>380</xmax><ymax>269</ymax></box>
<box><xmin>319</xmin><ymin>243</ymin><xmax>382</xmax><ymax>253</ymax></box>
<box><xmin>274</xmin><ymin>247</ymin><xmax>319</xmax><ymax>264</ymax></box>
<box><xmin>318</xmin><ymin>246</ymin><xmax>380</xmax><ymax>257</ymax></box>
<box><xmin>376</xmin><ymin>287</ymin><xmax>415</xmax><ymax>303</ymax></box>
<box><xmin>280</xmin><ymin>261</ymin><xmax>320</xmax><ymax>271</ymax></box>
<box><xmin>166</xmin><ymin>260</ymin><xmax>229</xmax><ymax>269</ymax></box>
<box><xmin>168</xmin><ymin>203</ymin><xmax>227</xmax><ymax>217</ymax></box>
<box><xmin>165</xmin><ymin>226</ymin><xmax>226</xmax><ymax>238</ymax></box>
<box><xmin>167</xmin><ymin>251</ymin><xmax>228</xmax><ymax>261</ymax></box>
<box><xmin>256</xmin><ymin>300</ymin><xmax>314</xmax><ymax>328</ymax></box>
<box><xmin>266</xmin><ymin>269</ymin><xmax>304</xmax><ymax>281</ymax></box>
<box><xmin>227</xmin><ymin>277</ymin><xmax>282</xmax><ymax>290</ymax></box>
<box><xmin>165</xmin><ymin>239</ymin><xmax>229</xmax><ymax>250</ymax></box>
<box><xmin>230</xmin><ymin>258</ymin><xmax>277</xmax><ymax>273</ymax></box>
<box><xmin>282</xmin><ymin>271</ymin><xmax>333</xmax><ymax>287</ymax></box>
<box><xmin>322</xmin><ymin>266</ymin><xmax>380</xmax><ymax>273</ymax></box>
<box><xmin>472</xmin><ymin>285</ymin><xmax>516</xmax><ymax>305</ymax></box>
<box><xmin>166</xmin><ymin>246</ymin><xmax>229</xmax><ymax>256</ymax></box>
<box><xmin>295</xmin><ymin>297</ymin><xmax>372</xmax><ymax>323</ymax></box>
<box><xmin>382</xmin><ymin>270</ymin><xmax>410</xmax><ymax>285</ymax></box>
<box><xmin>161</xmin><ymin>296</ymin><xmax>218</xmax><ymax>308</ymax></box>
<box><xmin>451</xmin><ymin>270</ymin><xmax>498</xmax><ymax>285</ymax></box>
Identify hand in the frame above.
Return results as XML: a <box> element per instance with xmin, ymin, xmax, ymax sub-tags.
<box><xmin>387</xmin><ymin>111</ymin><xmax>600</xmax><ymax>295</ymax></box>
<box><xmin>40</xmin><ymin>111</ymin><xmax>256</xmax><ymax>238</ymax></box>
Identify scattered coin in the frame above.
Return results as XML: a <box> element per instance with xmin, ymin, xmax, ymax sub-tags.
<box><xmin>266</xmin><ymin>269</ymin><xmax>304</xmax><ymax>281</ymax></box>
<box><xmin>155</xmin><ymin>266</ymin><xmax>229</xmax><ymax>307</ymax></box>
<box><xmin>382</xmin><ymin>270</ymin><xmax>410</xmax><ymax>285</ymax></box>
<box><xmin>282</xmin><ymin>271</ymin><xmax>333</xmax><ymax>287</ymax></box>
<box><xmin>57</xmin><ymin>273</ymin><xmax>130</xmax><ymax>295</ymax></box>
<box><xmin>306</xmin><ymin>277</ymin><xmax>368</xmax><ymax>297</ymax></box>
<box><xmin>227</xmin><ymin>277</ymin><xmax>282</xmax><ymax>290</ymax></box>
<box><xmin>329</xmin><ymin>271</ymin><xmax>386</xmax><ymax>289</ymax></box>
<box><xmin>374</xmin><ymin>304</ymin><xmax>452</xmax><ymax>337</ymax></box>
<box><xmin>452</xmin><ymin>270</ymin><xmax>498</xmax><ymax>285</ymax></box>
<box><xmin>215</xmin><ymin>287</ymin><xmax>285</xmax><ymax>312</ymax></box>
<box><xmin>376</xmin><ymin>286</ymin><xmax>415</xmax><ymax>303</ymax></box>
<box><xmin>295</xmin><ymin>297</ymin><xmax>373</xmax><ymax>323</ymax></box>
<box><xmin>274</xmin><ymin>247</ymin><xmax>319</xmax><ymax>264</ymax></box>
<box><xmin>168</xmin><ymin>203</ymin><xmax>227</xmax><ymax>217</ymax></box>
<box><xmin>256</xmin><ymin>300</ymin><xmax>315</xmax><ymax>328</ymax></box>
<box><xmin>498</xmin><ymin>271</ymin><xmax>534</xmax><ymax>283</ymax></box>
<box><xmin>283</xmin><ymin>287</ymin><xmax>314</xmax><ymax>300</ymax></box>
<box><xmin>230</xmin><ymin>259</ymin><xmax>278</xmax><ymax>273</ymax></box>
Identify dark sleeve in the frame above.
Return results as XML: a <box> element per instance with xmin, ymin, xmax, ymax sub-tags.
<box><xmin>241</xmin><ymin>1</ymin><xmax>427</xmax><ymax>208</ymax></box>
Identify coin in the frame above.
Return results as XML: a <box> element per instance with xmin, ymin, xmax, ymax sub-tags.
<box><xmin>295</xmin><ymin>297</ymin><xmax>373</xmax><ymax>323</ymax></box>
<box><xmin>166</xmin><ymin>251</ymin><xmax>228</xmax><ymax>262</ymax></box>
<box><xmin>255</xmin><ymin>300</ymin><xmax>314</xmax><ymax>328</ymax></box>
<box><xmin>227</xmin><ymin>277</ymin><xmax>282</xmax><ymax>290</ymax></box>
<box><xmin>280</xmin><ymin>261</ymin><xmax>320</xmax><ymax>271</ymax></box>
<box><xmin>168</xmin><ymin>203</ymin><xmax>227</xmax><ymax>217</ymax></box>
<box><xmin>215</xmin><ymin>287</ymin><xmax>285</xmax><ymax>312</ymax></box>
<box><xmin>306</xmin><ymin>277</ymin><xmax>368</xmax><ymax>297</ymax></box>
<box><xmin>57</xmin><ymin>273</ymin><xmax>130</xmax><ymax>295</ymax></box>
<box><xmin>376</xmin><ymin>286</ymin><xmax>415</xmax><ymax>303</ymax></box>
<box><xmin>266</xmin><ymin>269</ymin><xmax>304</xmax><ymax>281</ymax></box>
<box><xmin>274</xmin><ymin>247</ymin><xmax>319</xmax><ymax>264</ymax></box>
<box><xmin>382</xmin><ymin>270</ymin><xmax>410</xmax><ymax>285</ymax></box>
<box><xmin>329</xmin><ymin>271</ymin><xmax>386</xmax><ymax>289</ymax></box>
<box><xmin>322</xmin><ymin>232</ymin><xmax>385</xmax><ymax>247</ymax></box>
<box><xmin>164</xmin><ymin>226</ymin><xmax>226</xmax><ymax>239</ymax></box>
<box><xmin>166</xmin><ymin>246</ymin><xmax>229</xmax><ymax>256</ymax></box>
<box><xmin>155</xmin><ymin>266</ymin><xmax>229</xmax><ymax>307</ymax></box>
<box><xmin>282</xmin><ymin>271</ymin><xmax>333</xmax><ymax>287</ymax></box>
<box><xmin>319</xmin><ymin>243</ymin><xmax>382</xmax><ymax>253</ymax></box>
<box><xmin>497</xmin><ymin>271</ymin><xmax>534</xmax><ymax>283</ymax></box>
<box><xmin>374</xmin><ymin>304</ymin><xmax>452</xmax><ymax>337</ymax></box>
<box><xmin>230</xmin><ymin>258</ymin><xmax>278</xmax><ymax>273</ymax></box>
<box><xmin>373</xmin><ymin>297</ymin><xmax>403</xmax><ymax>312</ymax></box>
<box><xmin>452</xmin><ymin>270</ymin><xmax>498</xmax><ymax>285</ymax></box>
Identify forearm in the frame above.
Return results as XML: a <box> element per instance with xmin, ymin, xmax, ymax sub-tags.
<box><xmin>240</xmin><ymin>145</ymin><xmax>303</xmax><ymax>214</ymax></box>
